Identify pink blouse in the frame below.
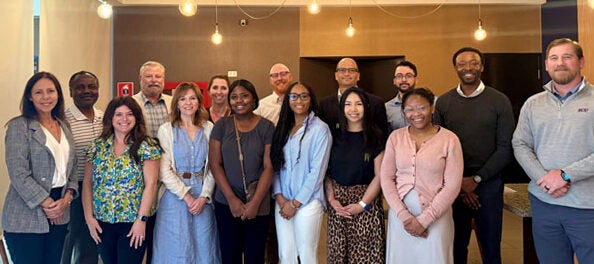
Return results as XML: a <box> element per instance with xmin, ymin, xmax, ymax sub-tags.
<box><xmin>380</xmin><ymin>126</ymin><xmax>463</xmax><ymax>228</ymax></box>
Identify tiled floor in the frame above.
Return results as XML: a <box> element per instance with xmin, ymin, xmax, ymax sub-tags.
<box><xmin>316</xmin><ymin>209</ymin><xmax>525</xmax><ymax>263</ymax></box>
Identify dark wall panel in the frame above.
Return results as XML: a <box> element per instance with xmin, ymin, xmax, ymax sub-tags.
<box><xmin>113</xmin><ymin>6</ymin><xmax>300</xmax><ymax>97</ymax></box>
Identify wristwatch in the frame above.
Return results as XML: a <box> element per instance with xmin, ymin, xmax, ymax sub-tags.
<box><xmin>473</xmin><ymin>175</ymin><xmax>482</xmax><ymax>184</ymax></box>
<box><xmin>139</xmin><ymin>215</ymin><xmax>149</xmax><ymax>222</ymax></box>
<box><xmin>560</xmin><ymin>170</ymin><xmax>571</xmax><ymax>183</ymax></box>
<box><xmin>358</xmin><ymin>201</ymin><xmax>370</xmax><ymax>211</ymax></box>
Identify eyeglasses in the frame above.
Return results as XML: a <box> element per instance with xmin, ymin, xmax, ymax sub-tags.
<box><xmin>394</xmin><ymin>73</ymin><xmax>416</xmax><ymax>80</ymax></box>
<box><xmin>455</xmin><ymin>60</ymin><xmax>482</xmax><ymax>70</ymax></box>
<box><xmin>336</xmin><ymin>68</ymin><xmax>359</xmax><ymax>73</ymax></box>
<box><xmin>289</xmin><ymin>93</ymin><xmax>311</xmax><ymax>101</ymax></box>
<box><xmin>270</xmin><ymin>71</ymin><xmax>290</xmax><ymax>79</ymax></box>
<box><xmin>403</xmin><ymin>104</ymin><xmax>429</xmax><ymax>114</ymax></box>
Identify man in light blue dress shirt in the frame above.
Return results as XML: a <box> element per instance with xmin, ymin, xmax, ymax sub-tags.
<box><xmin>385</xmin><ymin>60</ymin><xmax>418</xmax><ymax>131</ymax></box>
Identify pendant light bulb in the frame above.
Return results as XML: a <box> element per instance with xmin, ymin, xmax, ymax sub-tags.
<box><xmin>179</xmin><ymin>0</ymin><xmax>198</xmax><ymax>17</ymax></box>
<box><xmin>346</xmin><ymin>17</ymin><xmax>355</xmax><ymax>37</ymax></box>
<box><xmin>474</xmin><ymin>19</ymin><xmax>487</xmax><ymax>41</ymax></box>
<box><xmin>211</xmin><ymin>24</ymin><xmax>223</xmax><ymax>45</ymax></box>
<box><xmin>308</xmin><ymin>0</ymin><xmax>321</xmax><ymax>14</ymax></box>
<box><xmin>588</xmin><ymin>0</ymin><xmax>594</xmax><ymax>9</ymax></box>
<box><xmin>97</xmin><ymin>1</ymin><xmax>113</xmax><ymax>19</ymax></box>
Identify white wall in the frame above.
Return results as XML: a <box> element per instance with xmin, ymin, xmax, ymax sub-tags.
<box><xmin>0</xmin><ymin>1</ymin><xmax>34</xmax><ymax>233</ymax></box>
<box><xmin>0</xmin><ymin>0</ymin><xmax>112</xmax><ymax>233</ymax></box>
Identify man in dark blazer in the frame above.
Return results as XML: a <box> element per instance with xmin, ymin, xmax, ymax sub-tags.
<box><xmin>318</xmin><ymin>57</ymin><xmax>389</xmax><ymax>136</ymax></box>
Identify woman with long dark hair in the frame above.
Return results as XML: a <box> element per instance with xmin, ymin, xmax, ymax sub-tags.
<box><xmin>325</xmin><ymin>87</ymin><xmax>386</xmax><ymax>263</ymax></box>
<box><xmin>3</xmin><ymin>72</ymin><xmax>77</xmax><ymax>264</ymax></box>
<box><xmin>82</xmin><ymin>96</ymin><xmax>161</xmax><ymax>264</ymax></box>
<box><xmin>270</xmin><ymin>82</ymin><xmax>331</xmax><ymax>263</ymax></box>
<box><xmin>209</xmin><ymin>79</ymin><xmax>275</xmax><ymax>264</ymax></box>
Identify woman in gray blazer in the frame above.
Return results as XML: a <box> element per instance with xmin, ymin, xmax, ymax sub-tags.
<box><xmin>2</xmin><ymin>72</ymin><xmax>77</xmax><ymax>264</ymax></box>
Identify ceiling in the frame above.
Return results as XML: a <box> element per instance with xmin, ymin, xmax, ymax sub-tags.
<box><xmin>114</xmin><ymin>0</ymin><xmax>546</xmax><ymax>7</ymax></box>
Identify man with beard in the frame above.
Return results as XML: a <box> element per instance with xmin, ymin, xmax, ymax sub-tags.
<box><xmin>254</xmin><ymin>63</ymin><xmax>293</xmax><ymax>125</ymax></box>
<box><xmin>513</xmin><ymin>38</ymin><xmax>594</xmax><ymax>264</ymax></box>
<box><xmin>132</xmin><ymin>60</ymin><xmax>172</xmax><ymax>264</ymax></box>
<box><xmin>61</xmin><ymin>71</ymin><xmax>103</xmax><ymax>264</ymax></box>
<box><xmin>319</xmin><ymin>57</ymin><xmax>389</xmax><ymax>136</ymax></box>
<box><xmin>434</xmin><ymin>47</ymin><xmax>515</xmax><ymax>264</ymax></box>
<box><xmin>132</xmin><ymin>60</ymin><xmax>172</xmax><ymax>138</ymax></box>
<box><xmin>385</xmin><ymin>60</ymin><xmax>418</xmax><ymax>131</ymax></box>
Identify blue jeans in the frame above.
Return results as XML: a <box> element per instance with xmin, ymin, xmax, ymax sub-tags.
<box><xmin>530</xmin><ymin>194</ymin><xmax>594</xmax><ymax>264</ymax></box>
<box><xmin>61</xmin><ymin>181</ymin><xmax>99</xmax><ymax>264</ymax></box>
<box><xmin>453</xmin><ymin>176</ymin><xmax>503</xmax><ymax>264</ymax></box>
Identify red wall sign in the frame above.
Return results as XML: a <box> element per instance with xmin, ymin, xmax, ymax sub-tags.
<box><xmin>117</xmin><ymin>82</ymin><xmax>133</xmax><ymax>97</ymax></box>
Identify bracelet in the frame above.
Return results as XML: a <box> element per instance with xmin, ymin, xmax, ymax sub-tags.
<box><xmin>289</xmin><ymin>199</ymin><xmax>300</xmax><ymax>209</ymax></box>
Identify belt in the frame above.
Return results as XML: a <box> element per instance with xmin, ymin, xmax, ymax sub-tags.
<box><xmin>178</xmin><ymin>171</ymin><xmax>204</xmax><ymax>179</ymax></box>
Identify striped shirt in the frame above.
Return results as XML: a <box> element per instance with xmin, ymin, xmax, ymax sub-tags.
<box><xmin>65</xmin><ymin>105</ymin><xmax>104</xmax><ymax>182</ymax></box>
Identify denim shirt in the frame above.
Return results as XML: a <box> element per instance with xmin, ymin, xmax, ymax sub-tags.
<box><xmin>272</xmin><ymin>113</ymin><xmax>332</xmax><ymax>210</ymax></box>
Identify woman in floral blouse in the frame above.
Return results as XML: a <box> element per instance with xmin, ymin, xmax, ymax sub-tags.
<box><xmin>82</xmin><ymin>96</ymin><xmax>162</xmax><ymax>264</ymax></box>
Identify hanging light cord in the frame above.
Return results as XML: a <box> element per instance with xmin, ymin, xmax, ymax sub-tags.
<box><xmin>232</xmin><ymin>0</ymin><xmax>288</xmax><ymax>20</ymax></box>
<box><xmin>478</xmin><ymin>0</ymin><xmax>482</xmax><ymax>20</ymax></box>
<box><xmin>215</xmin><ymin>0</ymin><xmax>219</xmax><ymax>24</ymax></box>
<box><xmin>349</xmin><ymin>0</ymin><xmax>352</xmax><ymax>18</ymax></box>
<box><xmin>368</xmin><ymin>0</ymin><xmax>446</xmax><ymax>19</ymax></box>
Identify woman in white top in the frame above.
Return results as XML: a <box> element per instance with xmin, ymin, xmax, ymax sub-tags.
<box><xmin>3</xmin><ymin>72</ymin><xmax>77</xmax><ymax>264</ymax></box>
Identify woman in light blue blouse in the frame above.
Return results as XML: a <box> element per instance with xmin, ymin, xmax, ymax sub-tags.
<box><xmin>82</xmin><ymin>97</ymin><xmax>161</xmax><ymax>264</ymax></box>
<box><xmin>153</xmin><ymin>82</ymin><xmax>221</xmax><ymax>263</ymax></box>
<box><xmin>270</xmin><ymin>82</ymin><xmax>332</xmax><ymax>263</ymax></box>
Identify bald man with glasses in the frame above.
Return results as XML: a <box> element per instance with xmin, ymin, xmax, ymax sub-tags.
<box><xmin>318</xmin><ymin>57</ymin><xmax>389</xmax><ymax>136</ymax></box>
<box><xmin>254</xmin><ymin>63</ymin><xmax>293</xmax><ymax>125</ymax></box>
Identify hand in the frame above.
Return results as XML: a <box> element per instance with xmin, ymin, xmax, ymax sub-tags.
<box><xmin>227</xmin><ymin>196</ymin><xmax>245</xmax><ymax>218</ymax></box>
<box><xmin>278</xmin><ymin>201</ymin><xmax>297</xmax><ymax>220</ymax></box>
<box><xmin>85</xmin><ymin>217</ymin><xmax>103</xmax><ymax>244</ymax></box>
<box><xmin>460</xmin><ymin>192</ymin><xmax>481</xmax><ymax>210</ymax></box>
<box><xmin>242</xmin><ymin>199</ymin><xmax>259</xmax><ymax>220</ymax></box>
<box><xmin>126</xmin><ymin>220</ymin><xmax>146</xmax><ymax>249</ymax></box>
<box><xmin>537</xmin><ymin>170</ymin><xmax>570</xmax><ymax>198</ymax></box>
<box><xmin>328</xmin><ymin>198</ymin><xmax>352</xmax><ymax>219</ymax></box>
<box><xmin>43</xmin><ymin>198</ymin><xmax>70</xmax><ymax>220</ymax></box>
<box><xmin>193</xmin><ymin>197</ymin><xmax>208</xmax><ymax>215</ymax></box>
<box><xmin>403</xmin><ymin>217</ymin><xmax>428</xmax><ymax>238</ymax></box>
<box><xmin>185</xmin><ymin>195</ymin><xmax>208</xmax><ymax>215</ymax></box>
<box><xmin>343</xmin><ymin>203</ymin><xmax>365</xmax><ymax>217</ymax></box>
<box><xmin>460</xmin><ymin>177</ymin><xmax>478</xmax><ymax>193</ymax></box>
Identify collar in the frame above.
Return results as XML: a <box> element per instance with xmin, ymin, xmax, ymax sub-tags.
<box><xmin>68</xmin><ymin>105</ymin><xmax>102</xmax><ymax>121</ymax></box>
<box><xmin>552</xmin><ymin>77</ymin><xmax>585</xmax><ymax>101</ymax></box>
<box><xmin>272</xmin><ymin>92</ymin><xmax>282</xmax><ymax>104</ymax></box>
<box><xmin>140</xmin><ymin>92</ymin><xmax>164</xmax><ymax>105</ymax></box>
<box><xmin>456</xmin><ymin>81</ymin><xmax>485</xmax><ymax>98</ymax></box>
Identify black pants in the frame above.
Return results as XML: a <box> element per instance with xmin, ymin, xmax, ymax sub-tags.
<box><xmin>144</xmin><ymin>213</ymin><xmax>157</xmax><ymax>264</ymax></box>
<box><xmin>97</xmin><ymin>221</ymin><xmax>146</xmax><ymax>264</ymax></box>
<box><xmin>215</xmin><ymin>201</ymin><xmax>269</xmax><ymax>264</ymax></box>
<box><xmin>4</xmin><ymin>188</ymin><xmax>68</xmax><ymax>264</ymax></box>
<box><xmin>453</xmin><ymin>177</ymin><xmax>503</xmax><ymax>264</ymax></box>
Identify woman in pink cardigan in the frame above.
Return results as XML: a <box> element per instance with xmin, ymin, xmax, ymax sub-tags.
<box><xmin>380</xmin><ymin>88</ymin><xmax>463</xmax><ymax>264</ymax></box>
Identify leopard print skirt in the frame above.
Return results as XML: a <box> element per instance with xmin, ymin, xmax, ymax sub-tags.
<box><xmin>327</xmin><ymin>182</ymin><xmax>385</xmax><ymax>264</ymax></box>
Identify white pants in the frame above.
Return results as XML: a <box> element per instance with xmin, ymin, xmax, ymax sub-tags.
<box><xmin>274</xmin><ymin>199</ymin><xmax>323</xmax><ymax>264</ymax></box>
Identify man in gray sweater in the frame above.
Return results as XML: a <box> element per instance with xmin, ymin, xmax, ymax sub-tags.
<box><xmin>513</xmin><ymin>38</ymin><xmax>594</xmax><ymax>264</ymax></box>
